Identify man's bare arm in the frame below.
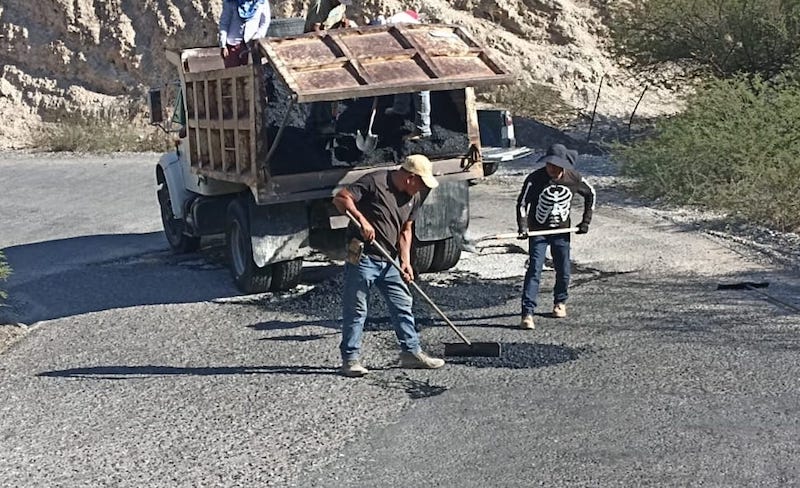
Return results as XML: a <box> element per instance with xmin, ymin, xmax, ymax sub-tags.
<box><xmin>397</xmin><ymin>220</ymin><xmax>414</xmax><ymax>282</ymax></box>
<box><xmin>333</xmin><ymin>189</ymin><xmax>375</xmax><ymax>242</ymax></box>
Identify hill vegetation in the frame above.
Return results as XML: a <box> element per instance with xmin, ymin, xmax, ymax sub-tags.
<box><xmin>610</xmin><ymin>0</ymin><xmax>800</xmax><ymax>232</ymax></box>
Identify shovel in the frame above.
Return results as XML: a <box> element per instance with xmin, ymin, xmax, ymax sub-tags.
<box><xmin>356</xmin><ymin>98</ymin><xmax>379</xmax><ymax>153</ymax></box>
<box><xmin>346</xmin><ymin>211</ymin><xmax>501</xmax><ymax>357</ymax></box>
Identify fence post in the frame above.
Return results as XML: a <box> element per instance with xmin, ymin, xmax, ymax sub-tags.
<box><xmin>628</xmin><ymin>84</ymin><xmax>648</xmax><ymax>140</ymax></box>
<box><xmin>586</xmin><ymin>74</ymin><xmax>604</xmax><ymax>144</ymax></box>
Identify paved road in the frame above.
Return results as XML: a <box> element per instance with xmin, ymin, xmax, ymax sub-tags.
<box><xmin>1</xmin><ymin>151</ymin><xmax>799</xmax><ymax>487</ymax></box>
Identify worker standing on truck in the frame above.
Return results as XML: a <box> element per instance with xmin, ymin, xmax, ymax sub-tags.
<box><xmin>305</xmin><ymin>0</ymin><xmax>353</xmax><ymax>134</ymax></box>
<box><xmin>332</xmin><ymin>154</ymin><xmax>446</xmax><ymax>377</ymax></box>
<box><xmin>516</xmin><ymin>144</ymin><xmax>595</xmax><ymax>330</ymax></box>
<box><xmin>219</xmin><ymin>0</ymin><xmax>271</xmax><ymax>68</ymax></box>
<box><xmin>382</xmin><ymin>9</ymin><xmax>432</xmax><ymax>140</ymax></box>
<box><xmin>304</xmin><ymin>0</ymin><xmax>352</xmax><ymax>33</ymax></box>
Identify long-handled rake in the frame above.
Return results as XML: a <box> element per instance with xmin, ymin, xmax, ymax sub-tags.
<box><xmin>463</xmin><ymin>227</ymin><xmax>579</xmax><ymax>253</ymax></box>
<box><xmin>346</xmin><ymin>211</ymin><xmax>501</xmax><ymax>357</ymax></box>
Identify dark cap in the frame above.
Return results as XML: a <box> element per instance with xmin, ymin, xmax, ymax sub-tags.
<box><xmin>537</xmin><ymin>143</ymin><xmax>578</xmax><ymax>169</ymax></box>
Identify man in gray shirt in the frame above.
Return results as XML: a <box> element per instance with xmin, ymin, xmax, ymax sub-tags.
<box><xmin>332</xmin><ymin>155</ymin><xmax>446</xmax><ymax>377</ymax></box>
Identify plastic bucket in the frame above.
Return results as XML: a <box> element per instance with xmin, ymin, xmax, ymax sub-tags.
<box><xmin>267</xmin><ymin>18</ymin><xmax>306</xmax><ymax>37</ymax></box>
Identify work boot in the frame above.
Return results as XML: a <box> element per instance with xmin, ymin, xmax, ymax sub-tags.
<box><xmin>384</xmin><ymin>107</ymin><xmax>409</xmax><ymax>116</ymax></box>
<box><xmin>399</xmin><ymin>351</ymin><xmax>445</xmax><ymax>369</ymax></box>
<box><xmin>520</xmin><ymin>314</ymin><xmax>535</xmax><ymax>330</ymax></box>
<box><xmin>403</xmin><ymin>129</ymin><xmax>431</xmax><ymax>141</ymax></box>
<box><xmin>341</xmin><ymin>359</ymin><xmax>369</xmax><ymax>377</ymax></box>
<box><xmin>552</xmin><ymin>303</ymin><xmax>567</xmax><ymax>318</ymax></box>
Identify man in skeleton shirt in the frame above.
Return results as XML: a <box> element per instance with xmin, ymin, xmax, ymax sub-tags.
<box><xmin>515</xmin><ymin>144</ymin><xmax>595</xmax><ymax>329</ymax></box>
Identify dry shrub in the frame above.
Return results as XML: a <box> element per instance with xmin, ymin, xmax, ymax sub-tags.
<box><xmin>476</xmin><ymin>82</ymin><xmax>576</xmax><ymax>126</ymax></box>
<box><xmin>35</xmin><ymin>101</ymin><xmax>172</xmax><ymax>153</ymax></box>
<box><xmin>615</xmin><ymin>73</ymin><xmax>800</xmax><ymax>232</ymax></box>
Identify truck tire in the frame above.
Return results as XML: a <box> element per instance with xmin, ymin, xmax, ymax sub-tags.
<box><xmin>482</xmin><ymin>161</ymin><xmax>498</xmax><ymax>177</ymax></box>
<box><xmin>429</xmin><ymin>236</ymin><xmax>462</xmax><ymax>272</ymax></box>
<box><xmin>226</xmin><ymin>199</ymin><xmax>272</xmax><ymax>293</ymax></box>
<box><xmin>270</xmin><ymin>258</ymin><xmax>303</xmax><ymax>291</ymax></box>
<box><xmin>157</xmin><ymin>170</ymin><xmax>200</xmax><ymax>253</ymax></box>
<box><xmin>412</xmin><ymin>240</ymin><xmax>435</xmax><ymax>274</ymax></box>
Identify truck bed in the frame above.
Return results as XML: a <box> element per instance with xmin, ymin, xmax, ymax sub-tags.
<box><xmin>173</xmin><ymin>23</ymin><xmax>515</xmax><ymax>204</ymax></box>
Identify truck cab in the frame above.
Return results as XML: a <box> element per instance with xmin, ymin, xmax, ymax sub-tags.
<box><xmin>151</xmin><ymin>22</ymin><xmax>518</xmax><ymax>293</ymax></box>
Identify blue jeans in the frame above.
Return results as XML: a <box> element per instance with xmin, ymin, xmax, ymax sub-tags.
<box><xmin>340</xmin><ymin>255</ymin><xmax>421</xmax><ymax>361</ymax></box>
<box><xmin>521</xmin><ymin>235</ymin><xmax>571</xmax><ymax>316</ymax></box>
<box><xmin>390</xmin><ymin>91</ymin><xmax>431</xmax><ymax>136</ymax></box>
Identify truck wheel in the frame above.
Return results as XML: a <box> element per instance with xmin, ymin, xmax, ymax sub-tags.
<box><xmin>412</xmin><ymin>240</ymin><xmax>435</xmax><ymax>275</ymax></box>
<box><xmin>157</xmin><ymin>171</ymin><xmax>200</xmax><ymax>253</ymax></box>
<box><xmin>482</xmin><ymin>161</ymin><xmax>498</xmax><ymax>177</ymax></box>
<box><xmin>226</xmin><ymin>199</ymin><xmax>272</xmax><ymax>293</ymax></box>
<box><xmin>429</xmin><ymin>236</ymin><xmax>462</xmax><ymax>272</ymax></box>
<box><xmin>270</xmin><ymin>258</ymin><xmax>303</xmax><ymax>291</ymax></box>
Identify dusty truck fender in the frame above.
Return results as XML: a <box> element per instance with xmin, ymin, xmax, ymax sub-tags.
<box><xmin>157</xmin><ymin>152</ymin><xmax>192</xmax><ymax>219</ymax></box>
<box><xmin>414</xmin><ymin>180</ymin><xmax>469</xmax><ymax>242</ymax></box>
<box><xmin>248</xmin><ymin>199</ymin><xmax>310</xmax><ymax>267</ymax></box>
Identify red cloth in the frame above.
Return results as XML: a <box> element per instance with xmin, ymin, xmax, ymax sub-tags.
<box><xmin>223</xmin><ymin>42</ymin><xmax>249</xmax><ymax>68</ymax></box>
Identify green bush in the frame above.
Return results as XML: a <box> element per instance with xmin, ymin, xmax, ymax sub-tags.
<box><xmin>0</xmin><ymin>251</ymin><xmax>11</xmax><ymax>301</ymax></box>
<box><xmin>615</xmin><ymin>74</ymin><xmax>800</xmax><ymax>232</ymax></box>
<box><xmin>609</xmin><ymin>0</ymin><xmax>800</xmax><ymax>79</ymax></box>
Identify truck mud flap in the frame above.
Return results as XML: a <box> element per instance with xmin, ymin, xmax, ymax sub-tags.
<box><xmin>248</xmin><ymin>201</ymin><xmax>309</xmax><ymax>267</ymax></box>
<box><xmin>414</xmin><ymin>180</ymin><xmax>469</xmax><ymax>242</ymax></box>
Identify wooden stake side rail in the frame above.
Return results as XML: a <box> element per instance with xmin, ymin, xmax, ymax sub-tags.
<box><xmin>184</xmin><ymin>66</ymin><xmax>259</xmax><ymax>185</ymax></box>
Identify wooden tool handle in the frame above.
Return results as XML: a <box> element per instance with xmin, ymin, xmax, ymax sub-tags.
<box><xmin>346</xmin><ymin>210</ymin><xmax>472</xmax><ymax>345</ymax></box>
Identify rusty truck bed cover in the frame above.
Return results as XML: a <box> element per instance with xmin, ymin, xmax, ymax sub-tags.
<box><xmin>256</xmin><ymin>23</ymin><xmax>514</xmax><ymax>102</ymax></box>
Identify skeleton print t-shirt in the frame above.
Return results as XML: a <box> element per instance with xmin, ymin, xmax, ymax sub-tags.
<box><xmin>516</xmin><ymin>167</ymin><xmax>596</xmax><ymax>232</ymax></box>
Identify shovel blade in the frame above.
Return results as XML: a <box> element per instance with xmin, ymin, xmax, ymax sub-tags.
<box><xmin>356</xmin><ymin>130</ymin><xmax>378</xmax><ymax>153</ymax></box>
<box><xmin>444</xmin><ymin>342</ymin><xmax>502</xmax><ymax>357</ymax></box>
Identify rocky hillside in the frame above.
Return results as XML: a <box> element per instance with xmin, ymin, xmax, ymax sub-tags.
<box><xmin>0</xmin><ymin>0</ymin><xmax>679</xmax><ymax>149</ymax></box>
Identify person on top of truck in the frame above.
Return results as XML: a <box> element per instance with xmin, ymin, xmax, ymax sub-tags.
<box><xmin>304</xmin><ymin>0</ymin><xmax>352</xmax><ymax>33</ymax></box>
<box><xmin>332</xmin><ymin>154</ymin><xmax>446</xmax><ymax>377</ymax></box>
<box><xmin>380</xmin><ymin>9</ymin><xmax>432</xmax><ymax>140</ymax></box>
<box><xmin>218</xmin><ymin>0</ymin><xmax>271</xmax><ymax>68</ymax></box>
<box><xmin>304</xmin><ymin>0</ymin><xmax>353</xmax><ymax>135</ymax></box>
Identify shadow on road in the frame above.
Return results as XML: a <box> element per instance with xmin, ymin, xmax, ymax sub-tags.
<box><xmin>2</xmin><ymin>232</ymin><xmax>242</xmax><ymax>324</ymax></box>
<box><xmin>36</xmin><ymin>364</ymin><xmax>342</xmax><ymax>379</ymax></box>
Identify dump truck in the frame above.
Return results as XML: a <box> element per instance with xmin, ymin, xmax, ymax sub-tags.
<box><xmin>149</xmin><ymin>21</ymin><xmax>524</xmax><ymax>293</ymax></box>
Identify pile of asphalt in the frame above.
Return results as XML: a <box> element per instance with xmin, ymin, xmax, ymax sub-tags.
<box><xmin>262</xmin><ymin>66</ymin><xmax>470</xmax><ymax>174</ymax></box>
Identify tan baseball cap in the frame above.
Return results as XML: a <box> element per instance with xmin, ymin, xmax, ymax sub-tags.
<box><xmin>401</xmin><ymin>154</ymin><xmax>439</xmax><ymax>189</ymax></box>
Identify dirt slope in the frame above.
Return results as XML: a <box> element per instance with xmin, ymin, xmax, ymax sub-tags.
<box><xmin>0</xmin><ymin>0</ymin><xmax>679</xmax><ymax>149</ymax></box>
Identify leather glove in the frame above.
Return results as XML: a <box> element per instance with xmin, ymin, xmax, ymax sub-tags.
<box><xmin>576</xmin><ymin>222</ymin><xmax>589</xmax><ymax>234</ymax></box>
<box><xmin>517</xmin><ymin>229</ymin><xmax>529</xmax><ymax>240</ymax></box>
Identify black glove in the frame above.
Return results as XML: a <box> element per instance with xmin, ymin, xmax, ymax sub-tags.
<box><xmin>576</xmin><ymin>222</ymin><xmax>589</xmax><ymax>234</ymax></box>
<box><xmin>517</xmin><ymin>229</ymin><xmax>529</xmax><ymax>240</ymax></box>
